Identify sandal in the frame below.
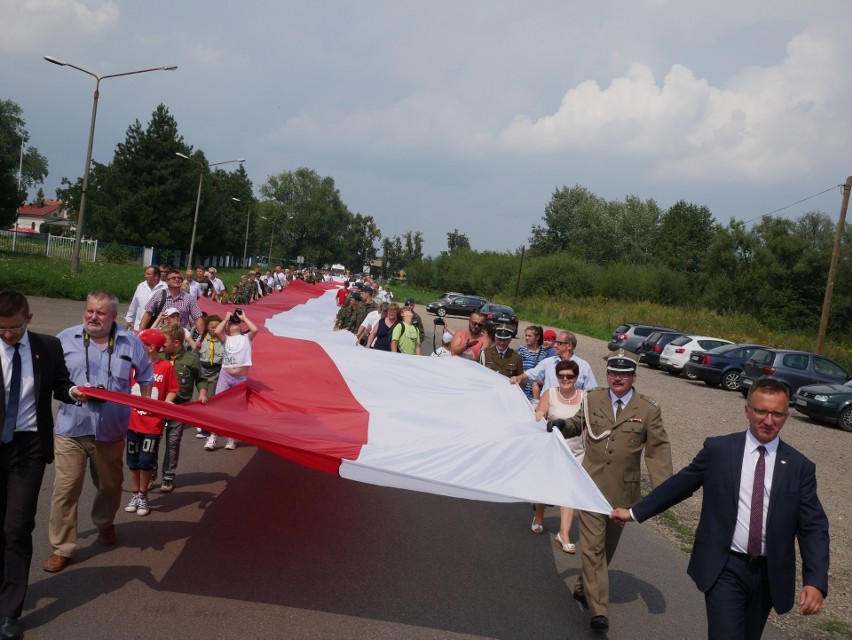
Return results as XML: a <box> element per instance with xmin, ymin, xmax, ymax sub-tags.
<box><xmin>531</xmin><ymin>517</ymin><xmax>544</xmax><ymax>534</ymax></box>
<box><xmin>555</xmin><ymin>532</ymin><xmax>576</xmax><ymax>554</ymax></box>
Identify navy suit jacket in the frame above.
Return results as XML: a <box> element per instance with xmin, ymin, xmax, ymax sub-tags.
<box><xmin>631</xmin><ymin>431</ymin><xmax>829</xmax><ymax>614</ymax></box>
<box><xmin>0</xmin><ymin>332</ymin><xmax>76</xmax><ymax>464</ymax></box>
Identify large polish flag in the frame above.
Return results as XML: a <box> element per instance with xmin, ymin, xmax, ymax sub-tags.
<box><xmin>86</xmin><ymin>280</ymin><xmax>611</xmax><ymax>513</ymax></box>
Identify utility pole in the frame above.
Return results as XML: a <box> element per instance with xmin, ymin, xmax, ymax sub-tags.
<box><xmin>815</xmin><ymin>176</ymin><xmax>851</xmax><ymax>354</ymax></box>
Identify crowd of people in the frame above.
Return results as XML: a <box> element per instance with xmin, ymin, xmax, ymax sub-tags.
<box><xmin>0</xmin><ymin>269</ymin><xmax>831</xmax><ymax>639</ymax></box>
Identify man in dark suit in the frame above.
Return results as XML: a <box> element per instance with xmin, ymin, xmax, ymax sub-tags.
<box><xmin>611</xmin><ymin>377</ymin><xmax>829</xmax><ymax>639</ymax></box>
<box><xmin>0</xmin><ymin>291</ymin><xmax>82</xmax><ymax>640</ymax></box>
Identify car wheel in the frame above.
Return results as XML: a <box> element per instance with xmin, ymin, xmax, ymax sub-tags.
<box><xmin>436</xmin><ymin>307</ymin><xmax>447</xmax><ymax>317</ymax></box>
<box><xmin>839</xmin><ymin>406</ymin><xmax>852</xmax><ymax>433</ymax></box>
<box><xmin>684</xmin><ymin>368</ymin><xmax>698</xmax><ymax>380</ymax></box>
<box><xmin>721</xmin><ymin>370</ymin><xmax>742</xmax><ymax>392</ymax></box>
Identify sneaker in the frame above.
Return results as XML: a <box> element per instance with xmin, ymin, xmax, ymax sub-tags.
<box><xmin>160</xmin><ymin>480</ymin><xmax>174</xmax><ymax>493</ymax></box>
<box><xmin>195</xmin><ymin>428</ymin><xmax>206</xmax><ymax>438</ymax></box>
<box><xmin>136</xmin><ymin>493</ymin><xmax>150</xmax><ymax>517</ymax></box>
<box><xmin>125</xmin><ymin>493</ymin><xmax>140</xmax><ymax>513</ymax></box>
<box><xmin>204</xmin><ymin>435</ymin><xmax>217</xmax><ymax>451</ymax></box>
<box><xmin>224</xmin><ymin>438</ymin><xmax>236</xmax><ymax>450</ymax></box>
<box><xmin>147</xmin><ymin>478</ymin><xmax>157</xmax><ymax>491</ymax></box>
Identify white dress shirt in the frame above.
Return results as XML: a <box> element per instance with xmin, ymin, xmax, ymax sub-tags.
<box><xmin>731</xmin><ymin>430</ymin><xmax>778</xmax><ymax>555</ymax></box>
<box><xmin>1</xmin><ymin>332</ymin><xmax>36</xmax><ymax>432</ymax></box>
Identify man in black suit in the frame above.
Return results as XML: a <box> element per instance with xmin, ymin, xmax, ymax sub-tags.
<box><xmin>0</xmin><ymin>291</ymin><xmax>82</xmax><ymax>640</ymax></box>
<box><xmin>611</xmin><ymin>377</ymin><xmax>829</xmax><ymax>639</ymax></box>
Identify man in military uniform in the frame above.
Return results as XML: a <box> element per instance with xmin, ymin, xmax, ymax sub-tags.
<box><xmin>351</xmin><ymin>286</ymin><xmax>377</xmax><ymax>334</ymax></box>
<box><xmin>334</xmin><ymin>292</ymin><xmax>361</xmax><ymax>331</ymax></box>
<box><xmin>553</xmin><ymin>355</ymin><xmax>672</xmax><ymax>631</ymax></box>
<box><xmin>479</xmin><ymin>325</ymin><xmax>523</xmax><ymax>378</ymax></box>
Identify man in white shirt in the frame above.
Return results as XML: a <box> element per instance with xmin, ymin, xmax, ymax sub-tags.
<box><xmin>184</xmin><ymin>269</ymin><xmax>201</xmax><ymax>299</ymax></box>
<box><xmin>207</xmin><ymin>267</ymin><xmax>226</xmax><ymax>300</ymax></box>
<box><xmin>125</xmin><ymin>266</ymin><xmax>167</xmax><ymax>331</ymax></box>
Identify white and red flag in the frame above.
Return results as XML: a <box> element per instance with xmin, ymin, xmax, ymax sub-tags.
<box><xmin>86</xmin><ymin>280</ymin><xmax>610</xmax><ymax>513</ymax></box>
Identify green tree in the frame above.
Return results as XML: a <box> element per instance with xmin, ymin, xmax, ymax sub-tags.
<box><xmin>654</xmin><ymin>200</ymin><xmax>715</xmax><ymax>272</ymax></box>
<box><xmin>447</xmin><ymin>228</ymin><xmax>471</xmax><ymax>252</ymax></box>
<box><xmin>529</xmin><ymin>186</ymin><xmax>660</xmax><ymax>265</ymax></box>
<box><xmin>339</xmin><ymin>213</ymin><xmax>381</xmax><ymax>271</ymax></box>
<box><xmin>259</xmin><ymin>168</ymin><xmax>353</xmax><ymax>267</ymax></box>
<box><xmin>0</xmin><ymin>99</ymin><xmax>49</xmax><ymax>227</ymax></box>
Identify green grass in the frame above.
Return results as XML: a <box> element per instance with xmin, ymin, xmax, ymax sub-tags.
<box><xmin>0</xmin><ymin>253</ymin><xmax>261</xmax><ymax>303</ymax></box>
<box><xmin>817</xmin><ymin>620</ymin><xmax>852</xmax><ymax>637</ymax></box>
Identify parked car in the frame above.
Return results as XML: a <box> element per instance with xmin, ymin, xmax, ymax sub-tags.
<box><xmin>425</xmin><ymin>295</ymin><xmax>488</xmax><ymax>318</ymax></box>
<box><xmin>479</xmin><ymin>303</ymin><xmax>519</xmax><ymax>337</ymax></box>
<box><xmin>740</xmin><ymin>349</ymin><xmax>852</xmax><ymax>398</ymax></box>
<box><xmin>637</xmin><ymin>331</ymin><xmax>685</xmax><ymax>368</ymax></box>
<box><xmin>608</xmin><ymin>323</ymin><xmax>680</xmax><ymax>353</ymax></box>
<box><xmin>793</xmin><ymin>380</ymin><xmax>852</xmax><ymax>432</ymax></box>
<box><xmin>660</xmin><ymin>335</ymin><xmax>734</xmax><ymax>378</ymax></box>
<box><xmin>684</xmin><ymin>343</ymin><xmax>770</xmax><ymax>391</ymax></box>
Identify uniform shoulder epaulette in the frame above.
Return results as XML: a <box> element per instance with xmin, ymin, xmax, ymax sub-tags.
<box><xmin>636</xmin><ymin>392</ymin><xmax>659</xmax><ymax>407</ymax></box>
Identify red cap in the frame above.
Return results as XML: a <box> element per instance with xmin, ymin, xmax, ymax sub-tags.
<box><xmin>543</xmin><ymin>330</ymin><xmax>557</xmax><ymax>340</ymax></box>
<box><xmin>138</xmin><ymin>329</ymin><xmax>166</xmax><ymax>349</ymax></box>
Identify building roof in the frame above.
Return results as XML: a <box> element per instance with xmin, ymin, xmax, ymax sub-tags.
<box><xmin>16</xmin><ymin>199</ymin><xmax>63</xmax><ymax>218</ymax></box>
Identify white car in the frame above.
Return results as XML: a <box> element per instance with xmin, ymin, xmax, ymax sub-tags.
<box><xmin>660</xmin><ymin>335</ymin><xmax>734</xmax><ymax>379</ymax></box>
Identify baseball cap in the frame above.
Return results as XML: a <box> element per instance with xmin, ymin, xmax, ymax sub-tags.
<box><xmin>543</xmin><ymin>330</ymin><xmax>557</xmax><ymax>340</ymax></box>
<box><xmin>138</xmin><ymin>329</ymin><xmax>166</xmax><ymax>349</ymax></box>
<box><xmin>162</xmin><ymin>307</ymin><xmax>180</xmax><ymax>316</ymax></box>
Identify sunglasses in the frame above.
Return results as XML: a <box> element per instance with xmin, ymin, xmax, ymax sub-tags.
<box><xmin>470</xmin><ymin>321</ymin><xmax>483</xmax><ymax>327</ymax></box>
<box><xmin>557</xmin><ymin>374</ymin><xmax>576</xmax><ymax>381</ymax></box>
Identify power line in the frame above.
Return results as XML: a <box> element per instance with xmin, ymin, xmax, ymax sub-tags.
<box><xmin>743</xmin><ymin>184</ymin><xmax>842</xmax><ymax>224</ymax></box>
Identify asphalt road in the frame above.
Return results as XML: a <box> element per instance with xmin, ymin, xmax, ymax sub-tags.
<box><xmin>16</xmin><ymin>297</ymin><xmax>789</xmax><ymax>640</ymax></box>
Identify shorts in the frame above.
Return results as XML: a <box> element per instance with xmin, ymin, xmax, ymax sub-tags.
<box><xmin>126</xmin><ymin>430</ymin><xmax>161</xmax><ymax>471</ymax></box>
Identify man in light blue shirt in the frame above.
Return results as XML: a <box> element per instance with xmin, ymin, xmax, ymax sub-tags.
<box><xmin>43</xmin><ymin>291</ymin><xmax>153</xmax><ymax>573</ymax></box>
<box><xmin>510</xmin><ymin>330</ymin><xmax>597</xmax><ymax>396</ymax></box>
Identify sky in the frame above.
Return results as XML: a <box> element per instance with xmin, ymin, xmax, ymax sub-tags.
<box><xmin>4</xmin><ymin>1</ymin><xmax>852</xmax><ymax>257</ymax></box>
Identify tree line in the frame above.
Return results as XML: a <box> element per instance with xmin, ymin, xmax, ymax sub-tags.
<box><xmin>406</xmin><ymin>185</ymin><xmax>851</xmax><ymax>337</ymax></box>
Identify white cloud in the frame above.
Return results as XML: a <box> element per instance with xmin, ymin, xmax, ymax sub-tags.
<box><xmin>496</xmin><ymin>25</ymin><xmax>850</xmax><ymax>182</ymax></box>
<box><xmin>0</xmin><ymin>0</ymin><xmax>119</xmax><ymax>54</ymax></box>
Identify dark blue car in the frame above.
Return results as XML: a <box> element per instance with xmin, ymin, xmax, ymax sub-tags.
<box><xmin>684</xmin><ymin>343</ymin><xmax>769</xmax><ymax>392</ymax></box>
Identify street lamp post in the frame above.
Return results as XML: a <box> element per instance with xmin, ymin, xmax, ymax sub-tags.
<box><xmin>43</xmin><ymin>55</ymin><xmax>177</xmax><ymax>273</ymax></box>
<box><xmin>232</xmin><ymin>197</ymin><xmax>254</xmax><ymax>268</ymax></box>
<box><xmin>177</xmin><ymin>153</ymin><xmax>244</xmax><ymax>268</ymax></box>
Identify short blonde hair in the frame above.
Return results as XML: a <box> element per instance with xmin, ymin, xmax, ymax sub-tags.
<box><xmin>160</xmin><ymin>323</ymin><xmax>186</xmax><ymax>343</ymax></box>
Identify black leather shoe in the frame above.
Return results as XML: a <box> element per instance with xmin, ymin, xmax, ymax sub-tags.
<box><xmin>0</xmin><ymin>616</ymin><xmax>23</xmax><ymax>640</ymax></box>
<box><xmin>590</xmin><ymin>615</ymin><xmax>609</xmax><ymax>631</ymax></box>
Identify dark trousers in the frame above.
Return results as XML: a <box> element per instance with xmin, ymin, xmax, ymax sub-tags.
<box><xmin>705</xmin><ymin>553</ymin><xmax>773</xmax><ymax>640</ymax></box>
<box><xmin>0</xmin><ymin>433</ymin><xmax>45</xmax><ymax>618</ymax></box>
<box><xmin>153</xmin><ymin>420</ymin><xmax>185</xmax><ymax>482</ymax></box>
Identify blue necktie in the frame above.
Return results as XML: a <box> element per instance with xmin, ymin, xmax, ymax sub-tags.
<box><xmin>2</xmin><ymin>344</ymin><xmax>21</xmax><ymax>444</ymax></box>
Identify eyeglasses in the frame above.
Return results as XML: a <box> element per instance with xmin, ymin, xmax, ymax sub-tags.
<box><xmin>557</xmin><ymin>374</ymin><xmax>576</xmax><ymax>381</ymax></box>
<box><xmin>470</xmin><ymin>321</ymin><xmax>483</xmax><ymax>327</ymax></box>
<box><xmin>168</xmin><ymin>276</ymin><xmax>183</xmax><ymax>281</ymax></box>
<box><xmin>553</xmin><ymin>340</ymin><xmax>565</xmax><ymax>346</ymax></box>
<box><xmin>748</xmin><ymin>405</ymin><xmax>788</xmax><ymax>421</ymax></box>
<box><xmin>0</xmin><ymin>324</ymin><xmax>27</xmax><ymax>335</ymax></box>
